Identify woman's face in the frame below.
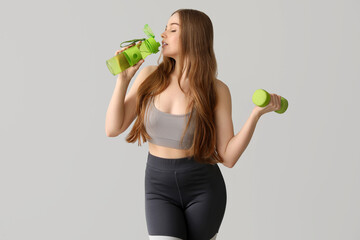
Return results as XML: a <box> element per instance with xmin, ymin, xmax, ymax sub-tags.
<box><xmin>161</xmin><ymin>13</ymin><xmax>181</xmax><ymax>59</ymax></box>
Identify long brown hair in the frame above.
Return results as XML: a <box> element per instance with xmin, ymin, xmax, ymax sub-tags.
<box><xmin>125</xmin><ymin>9</ymin><xmax>224</xmax><ymax>165</ymax></box>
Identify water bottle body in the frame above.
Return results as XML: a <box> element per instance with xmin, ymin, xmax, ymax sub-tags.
<box><xmin>106</xmin><ymin>43</ymin><xmax>142</xmax><ymax>76</ymax></box>
<box><xmin>106</xmin><ymin>52</ymin><xmax>131</xmax><ymax>76</ymax></box>
<box><xmin>106</xmin><ymin>37</ymin><xmax>160</xmax><ymax>76</ymax></box>
<box><xmin>123</xmin><ymin>44</ymin><xmax>143</xmax><ymax>66</ymax></box>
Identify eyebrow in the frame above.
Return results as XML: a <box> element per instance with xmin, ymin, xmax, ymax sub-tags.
<box><xmin>165</xmin><ymin>23</ymin><xmax>179</xmax><ymax>29</ymax></box>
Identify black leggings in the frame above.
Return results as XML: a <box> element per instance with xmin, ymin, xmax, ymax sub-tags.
<box><xmin>145</xmin><ymin>151</ymin><xmax>227</xmax><ymax>240</ymax></box>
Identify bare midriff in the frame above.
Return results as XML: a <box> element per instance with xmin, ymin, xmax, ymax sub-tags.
<box><xmin>148</xmin><ymin>143</ymin><xmax>193</xmax><ymax>159</ymax></box>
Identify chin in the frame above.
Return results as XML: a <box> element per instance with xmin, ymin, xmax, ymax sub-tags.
<box><xmin>162</xmin><ymin>51</ymin><xmax>177</xmax><ymax>59</ymax></box>
<box><xmin>162</xmin><ymin>53</ymin><xmax>173</xmax><ymax>59</ymax></box>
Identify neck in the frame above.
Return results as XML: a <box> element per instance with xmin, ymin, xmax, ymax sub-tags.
<box><xmin>172</xmin><ymin>57</ymin><xmax>190</xmax><ymax>79</ymax></box>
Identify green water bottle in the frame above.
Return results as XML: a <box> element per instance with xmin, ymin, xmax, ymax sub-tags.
<box><xmin>106</xmin><ymin>24</ymin><xmax>161</xmax><ymax>76</ymax></box>
<box><xmin>252</xmin><ymin>89</ymin><xmax>288</xmax><ymax>114</ymax></box>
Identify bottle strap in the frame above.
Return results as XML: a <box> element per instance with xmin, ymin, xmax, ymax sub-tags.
<box><xmin>120</xmin><ymin>38</ymin><xmax>146</xmax><ymax>48</ymax></box>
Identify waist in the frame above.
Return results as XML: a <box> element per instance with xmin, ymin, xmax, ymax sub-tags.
<box><xmin>147</xmin><ymin>151</ymin><xmax>212</xmax><ymax>171</ymax></box>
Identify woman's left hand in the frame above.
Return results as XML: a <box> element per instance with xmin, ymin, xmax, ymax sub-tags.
<box><xmin>253</xmin><ymin>93</ymin><xmax>282</xmax><ymax>117</ymax></box>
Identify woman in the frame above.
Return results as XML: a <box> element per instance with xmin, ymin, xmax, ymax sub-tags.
<box><xmin>105</xmin><ymin>8</ymin><xmax>282</xmax><ymax>240</ymax></box>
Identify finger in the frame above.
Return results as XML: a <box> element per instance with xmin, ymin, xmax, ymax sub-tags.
<box><xmin>115</xmin><ymin>42</ymin><xmax>137</xmax><ymax>55</ymax></box>
<box><xmin>134</xmin><ymin>59</ymin><xmax>144</xmax><ymax>67</ymax></box>
<box><xmin>121</xmin><ymin>43</ymin><xmax>136</xmax><ymax>51</ymax></box>
<box><xmin>127</xmin><ymin>43</ymin><xmax>136</xmax><ymax>48</ymax></box>
<box><xmin>273</xmin><ymin>94</ymin><xmax>278</xmax><ymax>107</ymax></box>
<box><xmin>271</xmin><ymin>94</ymin><xmax>276</xmax><ymax>105</ymax></box>
<box><xmin>278</xmin><ymin>95</ymin><xmax>282</xmax><ymax>109</ymax></box>
<box><xmin>274</xmin><ymin>95</ymin><xmax>280</xmax><ymax>109</ymax></box>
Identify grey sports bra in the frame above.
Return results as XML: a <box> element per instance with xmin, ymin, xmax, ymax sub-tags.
<box><xmin>145</xmin><ymin>98</ymin><xmax>196</xmax><ymax>149</ymax></box>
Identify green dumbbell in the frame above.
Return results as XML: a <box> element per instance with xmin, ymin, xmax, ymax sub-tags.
<box><xmin>252</xmin><ymin>89</ymin><xmax>288</xmax><ymax>114</ymax></box>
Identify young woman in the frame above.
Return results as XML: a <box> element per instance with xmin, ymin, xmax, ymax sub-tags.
<box><xmin>106</xmin><ymin>8</ymin><xmax>282</xmax><ymax>240</ymax></box>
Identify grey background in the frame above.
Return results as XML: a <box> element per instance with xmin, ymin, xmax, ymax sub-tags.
<box><xmin>1</xmin><ymin>0</ymin><xmax>359</xmax><ymax>239</ymax></box>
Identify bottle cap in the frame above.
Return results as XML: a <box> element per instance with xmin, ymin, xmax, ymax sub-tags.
<box><xmin>143</xmin><ymin>24</ymin><xmax>155</xmax><ymax>38</ymax></box>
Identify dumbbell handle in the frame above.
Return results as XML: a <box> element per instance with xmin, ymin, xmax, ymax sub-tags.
<box><xmin>252</xmin><ymin>89</ymin><xmax>288</xmax><ymax>114</ymax></box>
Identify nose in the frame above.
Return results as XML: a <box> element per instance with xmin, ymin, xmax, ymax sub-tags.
<box><xmin>161</xmin><ymin>31</ymin><xmax>166</xmax><ymax>39</ymax></box>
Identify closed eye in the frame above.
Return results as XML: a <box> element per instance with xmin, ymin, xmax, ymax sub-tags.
<box><xmin>164</xmin><ymin>28</ymin><xmax>177</xmax><ymax>32</ymax></box>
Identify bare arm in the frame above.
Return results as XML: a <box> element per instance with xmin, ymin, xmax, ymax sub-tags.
<box><xmin>214</xmin><ymin>80</ymin><xmax>261</xmax><ymax>168</ymax></box>
<box><xmin>215</xmin><ymin>80</ymin><xmax>282</xmax><ymax>168</ymax></box>
<box><xmin>105</xmin><ymin>65</ymin><xmax>157</xmax><ymax>137</ymax></box>
<box><xmin>223</xmin><ymin>110</ymin><xmax>260</xmax><ymax>168</ymax></box>
<box><xmin>105</xmin><ymin>78</ymin><xmax>130</xmax><ymax>137</ymax></box>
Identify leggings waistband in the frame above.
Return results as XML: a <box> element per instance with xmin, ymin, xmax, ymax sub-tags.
<box><xmin>146</xmin><ymin>151</ymin><xmax>211</xmax><ymax>171</ymax></box>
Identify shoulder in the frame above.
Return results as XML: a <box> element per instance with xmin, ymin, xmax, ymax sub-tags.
<box><xmin>134</xmin><ymin>65</ymin><xmax>158</xmax><ymax>86</ymax></box>
<box><xmin>144</xmin><ymin>65</ymin><xmax>158</xmax><ymax>74</ymax></box>
<box><xmin>215</xmin><ymin>79</ymin><xmax>229</xmax><ymax>90</ymax></box>
<box><xmin>138</xmin><ymin>65</ymin><xmax>157</xmax><ymax>78</ymax></box>
<box><xmin>214</xmin><ymin>79</ymin><xmax>231</xmax><ymax>110</ymax></box>
<box><xmin>215</xmin><ymin>79</ymin><xmax>230</xmax><ymax>92</ymax></box>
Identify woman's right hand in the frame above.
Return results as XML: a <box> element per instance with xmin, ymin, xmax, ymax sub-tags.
<box><xmin>114</xmin><ymin>41</ymin><xmax>145</xmax><ymax>82</ymax></box>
